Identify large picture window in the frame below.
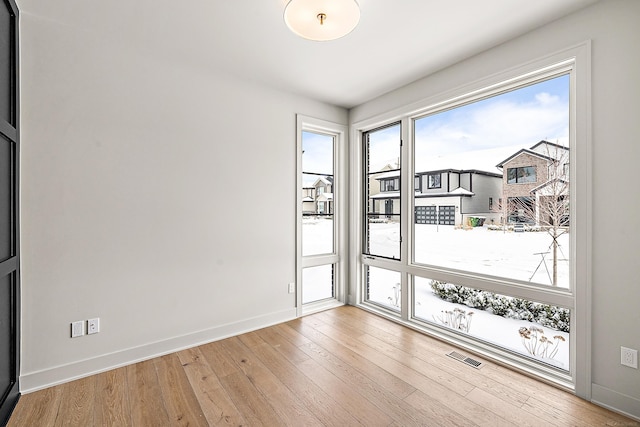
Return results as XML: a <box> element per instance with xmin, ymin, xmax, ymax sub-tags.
<box><xmin>413</xmin><ymin>74</ymin><xmax>570</xmax><ymax>289</ymax></box>
<box><xmin>354</xmin><ymin>51</ymin><xmax>589</xmax><ymax>391</ymax></box>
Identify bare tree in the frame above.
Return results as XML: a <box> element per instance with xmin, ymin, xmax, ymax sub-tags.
<box><xmin>508</xmin><ymin>144</ymin><xmax>570</xmax><ymax>286</ymax></box>
<box><xmin>491</xmin><ymin>197</ymin><xmax>511</xmax><ymax>233</ymax></box>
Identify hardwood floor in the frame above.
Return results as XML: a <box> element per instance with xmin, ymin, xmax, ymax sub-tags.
<box><xmin>8</xmin><ymin>306</ymin><xmax>639</xmax><ymax>426</ymax></box>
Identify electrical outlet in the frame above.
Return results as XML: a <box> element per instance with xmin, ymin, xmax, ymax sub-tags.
<box><xmin>621</xmin><ymin>346</ymin><xmax>638</xmax><ymax>369</ymax></box>
<box><xmin>87</xmin><ymin>318</ymin><xmax>100</xmax><ymax>334</ymax></box>
<box><xmin>71</xmin><ymin>321</ymin><xmax>85</xmax><ymax>338</ymax></box>
<box><xmin>288</xmin><ymin>282</ymin><xmax>295</xmax><ymax>294</ymax></box>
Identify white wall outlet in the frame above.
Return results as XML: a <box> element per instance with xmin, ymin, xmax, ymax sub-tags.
<box><xmin>71</xmin><ymin>321</ymin><xmax>85</xmax><ymax>338</ymax></box>
<box><xmin>288</xmin><ymin>282</ymin><xmax>295</xmax><ymax>294</ymax></box>
<box><xmin>621</xmin><ymin>346</ymin><xmax>638</xmax><ymax>369</ymax></box>
<box><xmin>87</xmin><ymin>318</ymin><xmax>100</xmax><ymax>334</ymax></box>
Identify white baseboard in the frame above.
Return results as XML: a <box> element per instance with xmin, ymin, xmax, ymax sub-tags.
<box><xmin>591</xmin><ymin>383</ymin><xmax>640</xmax><ymax>422</ymax></box>
<box><xmin>20</xmin><ymin>308</ymin><xmax>297</xmax><ymax>393</ymax></box>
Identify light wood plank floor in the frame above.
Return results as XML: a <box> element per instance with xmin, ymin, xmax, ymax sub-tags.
<box><xmin>8</xmin><ymin>306</ymin><xmax>640</xmax><ymax>426</ymax></box>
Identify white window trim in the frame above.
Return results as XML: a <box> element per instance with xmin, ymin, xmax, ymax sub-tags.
<box><xmin>296</xmin><ymin>115</ymin><xmax>348</xmax><ymax>316</ymax></box>
<box><xmin>349</xmin><ymin>41</ymin><xmax>592</xmax><ymax>399</ymax></box>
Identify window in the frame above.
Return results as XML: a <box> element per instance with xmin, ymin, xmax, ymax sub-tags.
<box><xmin>366</xmin><ymin>266</ymin><xmax>401</xmax><ymax>312</ymax></box>
<box><xmin>363</xmin><ymin>123</ymin><xmax>401</xmax><ymax>260</ymax></box>
<box><xmin>297</xmin><ymin>116</ymin><xmax>346</xmax><ymax>315</ymax></box>
<box><xmin>507</xmin><ymin>196</ymin><xmax>535</xmax><ymax>224</ymax></box>
<box><xmin>302</xmin><ymin>265</ymin><xmax>334</xmax><ymax>304</ymax></box>
<box><xmin>427</xmin><ymin>173</ymin><xmax>441</xmax><ymax>189</ymax></box>
<box><xmin>381</xmin><ymin>177</ymin><xmax>399</xmax><ymax>192</ymax></box>
<box><xmin>414</xmin><ymin>277</ymin><xmax>570</xmax><ymax>371</ymax></box>
<box><xmin>412</xmin><ymin>73</ymin><xmax>572</xmax><ymax>376</ymax></box>
<box><xmin>302</xmin><ymin>131</ymin><xmax>333</xmax><ymax>256</ymax></box>
<box><xmin>353</xmin><ymin>49</ymin><xmax>591</xmax><ymax>392</ymax></box>
<box><xmin>414</xmin><ymin>75</ymin><xmax>570</xmax><ymax>288</ymax></box>
<box><xmin>507</xmin><ymin>166</ymin><xmax>537</xmax><ymax>184</ymax></box>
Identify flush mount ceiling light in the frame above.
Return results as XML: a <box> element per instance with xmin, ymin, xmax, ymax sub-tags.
<box><xmin>284</xmin><ymin>0</ymin><xmax>360</xmax><ymax>41</ymax></box>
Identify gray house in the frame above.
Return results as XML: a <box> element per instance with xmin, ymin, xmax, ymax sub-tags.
<box><xmin>370</xmin><ymin>168</ymin><xmax>502</xmax><ymax>226</ymax></box>
<box><xmin>414</xmin><ymin>169</ymin><xmax>502</xmax><ymax>226</ymax></box>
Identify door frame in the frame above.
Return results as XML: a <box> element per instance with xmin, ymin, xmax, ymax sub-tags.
<box><xmin>0</xmin><ymin>0</ymin><xmax>20</xmax><ymax>423</ymax></box>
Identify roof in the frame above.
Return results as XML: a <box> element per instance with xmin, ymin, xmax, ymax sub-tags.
<box><xmin>415</xmin><ymin>169</ymin><xmax>502</xmax><ymax>179</ymax></box>
<box><xmin>530</xmin><ymin>140</ymin><xmax>569</xmax><ymax>153</ymax></box>
<box><xmin>372</xmin><ymin>188</ymin><xmax>474</xmax><ymax>199</ymax></box>
<box><xmin>416</xmin><ymin>146</ymin><xmax>519</xmax><ymax>175</ymax></box>
<box><xmin>317</xmin><ymin>193</ymin><xmax>333</xmax><ymax>201</ymax></box>
<box><xmin>530</xmin><ymin>178</ymin><xmax>569</xmax><ymax>194</ymax></box>
<box><xmin>313</xmin><ymin>176</ymin><xmax>333</xmax><ymax>187</ymax></box>
<box><xmin>496</xmin><ymin>140</ymin><xmax>569</xmax><ymax>168</ymax></box>
<box><xmin>415</xmin><ymin>187</ymin><xmax>475</xmax><ymax>198</ymax></box>
<box><xmin>374</xmin><ymin>170</ymin><xmax>400</xmax><ymax>180</ymax></box>
<box><xmin>495</xmin><ymin>149</ymin><xmax>555</xmax><ymax>168</ymax></box>
<box><xmin>370</xmin><ymin>191</ymin><xmax>401</xmax><ymax>200</ymax></box>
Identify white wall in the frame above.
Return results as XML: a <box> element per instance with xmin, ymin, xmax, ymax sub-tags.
<box><xmin>351</xmin><ymin>0</ymin><xmax>640</xmax><ymax>419</ymax></box>
<box><xmin>19</xmin><ymin>12</ymin><xmax>347</xmax><ymax>390</ymax></box>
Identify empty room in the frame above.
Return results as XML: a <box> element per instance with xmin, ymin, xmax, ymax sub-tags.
<box><xmin>1</xmin><ymin>0</ymin><xmax>639</xmax><ymax>425</ymax></box>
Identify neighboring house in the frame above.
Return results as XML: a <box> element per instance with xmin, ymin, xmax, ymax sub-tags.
<box><xmin>314</xmin><ymin>176</ymin><xmax>333</xmax><ymax>214</ymax></box>
<box><xmin>367</xmin><ymin>164</ymin><xmax>399</xmax><ymax>219</ymax></box>
<box><xmin>302</xmin><ymin>187</ymin><xmax>316</xmax><ymax>214</ymax></box>
<box><xmin>414</xmin><ymin>169</ymin><xmax>502</xmax><ymax>226</ymax></box>
<box><xmin>370</xmin><ymin>168</ymin><xmax>401</xmax><ymax>219</ymax></box>
<box><xmin>302</xmin><ymin>176</ymin><xmax>334</xmax><ymax>215</ymax></box>
<box><xmin>369</xmin><ymin>167</ymin><xmax>502</xmax><ymax>226</ymax></box>
<box><xmin>496</xmin><ymin>140</ymin><xmax>569</xmax><ymax>224</ymax></box>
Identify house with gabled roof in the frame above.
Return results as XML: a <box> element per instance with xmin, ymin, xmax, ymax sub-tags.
<box><xmin>370</xmin><ymin>167</ymin><xmax>502</xmax><ymax>226</ymax></box>
<box><xmin>496</xmin><ymin>140</ymin><xmax>569</xmax><ymax>224</ymax></box>
<box><xmin>414</xmin><ymin>168</ymin><xmax>502</xmax><ymax>226</ymax></box>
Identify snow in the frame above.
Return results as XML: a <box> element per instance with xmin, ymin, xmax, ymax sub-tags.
<box><xmin>370</xmin><ymin>222</ymin><xmax>569</xmax><ymax>288</ymax></box>
<box><xmin>303</xmin><ymin>218</ymin><xmax>571</xmax><ymax>370</ymax></box>
<box><xmin>302</xmin><ymin>217</ymin><xmax>333</xmax><ymax>256</ymax></box>
<box><xmin>367</xmin><ymin>267</ymin><xmax>569</xmax><ymax>370</ymax></box>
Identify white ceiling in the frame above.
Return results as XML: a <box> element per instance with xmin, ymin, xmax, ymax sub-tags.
<box><xmin>18</xmin><ymin>0</ymin><xmax>599</xmax><ymax>108</ymax></box>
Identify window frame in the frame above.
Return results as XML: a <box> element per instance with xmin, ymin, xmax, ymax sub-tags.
<box><xmin>380</xmin><ymin>177</ymin><xmax>399</xmax><ymax>192</ymax></box>
<box><xmin>296</xmin><ymin>115</ymin><xmax>347</xmax><ymax>316</ymax></box>
<box><xmin>507</xmin><ymin>166</ymin><xmax>537</xmax><ymax>184</ymax></box>
<box><xmin>362</xmin><ymin>122</ymin><xmax>403</xmax><ymax>263</ymax></box>
<box><xmin>350</xmin><ymin>42</ymin><xmax>592</xmax><ymax>398</ymax></box>
<box><xmin>427</xmin><ymin>173</ymin><xmax>441</xmax><ymax>189</ymax></box>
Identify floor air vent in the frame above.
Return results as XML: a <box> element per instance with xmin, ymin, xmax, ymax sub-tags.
<box><xmin>446</xmin><ymin>351</ymin><xmax>483</xmax><ymax>369</ymax></box>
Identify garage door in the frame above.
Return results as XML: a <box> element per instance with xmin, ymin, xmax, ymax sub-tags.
<box><xmin>438</xmin><ymin>206</ymin><xmax>455</xmax><ymax>225</ymax></box>
<box><xmin>415</xmin><ymin>206</ymin><xmax>436</xmax><ymax>224</ymax></box>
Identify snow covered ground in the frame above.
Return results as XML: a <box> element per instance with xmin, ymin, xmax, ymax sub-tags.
<box><xmin>302</xmin><ymin>217</ymin><xmax>333</xmax><ymax>256</ymax></box>
<box><xmin>371</xmin><ymin>222</ymin><xmax>570</xmax><ymax>288</ymax></box>
<box><xmin>302</xmin><ymin>218</ymin><xmax>571</xmax><ymax>370</ymax></box>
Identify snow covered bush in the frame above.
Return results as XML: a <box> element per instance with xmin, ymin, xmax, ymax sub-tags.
<box><xmin>430</xmin><ymin>280</ymin><xmax>570</xmax><ymax>332</ymax></box>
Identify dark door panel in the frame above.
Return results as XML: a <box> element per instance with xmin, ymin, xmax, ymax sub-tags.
<box><xmin>0</xmin><ymin>0</ymin><xmax>19</xmax><ymax>423</ymax></box>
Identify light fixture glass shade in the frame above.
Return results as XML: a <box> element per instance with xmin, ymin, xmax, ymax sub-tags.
<box><xmin>284</xmin><ymin>0</ymin><xmax>360</xmax><ymax>41</ymax></box>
